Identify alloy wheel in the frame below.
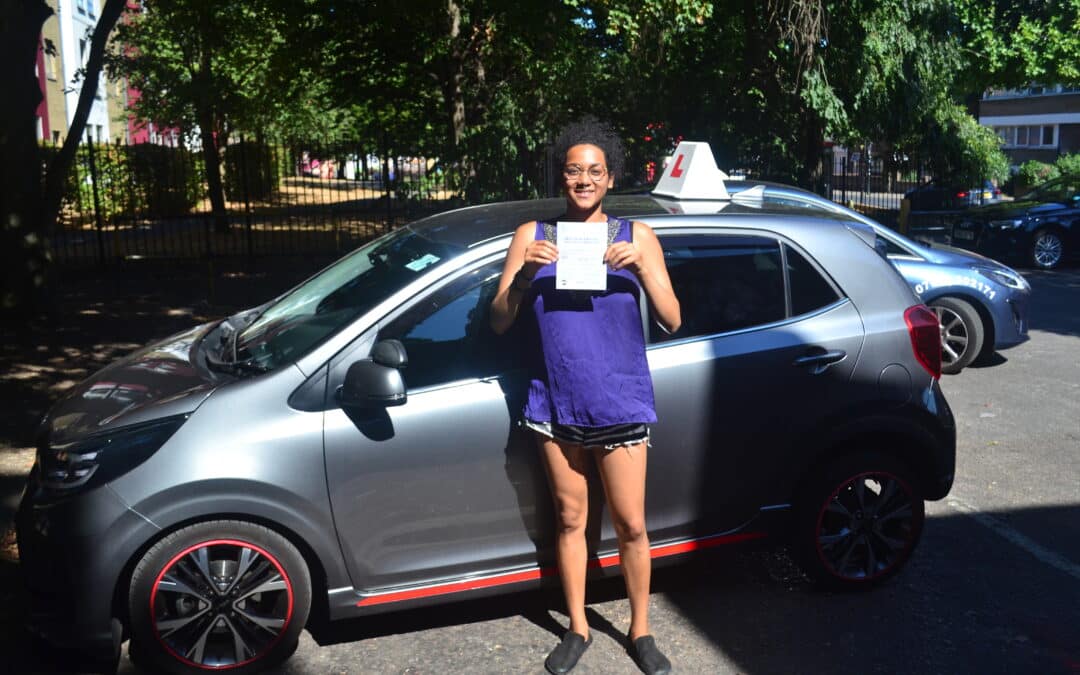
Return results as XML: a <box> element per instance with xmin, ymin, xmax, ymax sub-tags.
<box><xmin>932</xmin><ymin>305</ymin><xmax>968</xmax><ymax>367</ymax></box>
<box><xmin>815</xmin><ymin>472</ymin><xmax>918</xmax><ymax>580</ymax></box>
<box><xmin>1033</xmin><ymin>231</ymin><xmax>1063</xmax><ymax>269</ymax></box>
<box><xmin>150</xmin><ymin>539</ymin><xmax>294</xmax><ymax>669</ymax></box>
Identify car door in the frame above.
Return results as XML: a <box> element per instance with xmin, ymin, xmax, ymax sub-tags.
<box><xmin>645</xmin><ymin>231</ymin><xmax>865</xmax><ymax>539</ymax></box>
<box><xmin>322</xmin><ymin>258</ymin><xmax>552</xmax><ymax>592</ymax></box>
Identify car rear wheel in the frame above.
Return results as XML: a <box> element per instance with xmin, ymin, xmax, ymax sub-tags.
<box><xmin>127</xmin><ymin>520</ymin><xmax>311</xmax><ymax>675</ymax></box>
<box><xmin>930</xmin><ymin>297</ymin><xmax>984</xmax><ymax>374</ymax></box>
<box><xmin>793</xmin><ymin>452</ymin><xmax>925</xmax><ymax>589</ymax></box>
<box><xmin>1031</xmin><ymin>229</ymin><xmax>1064</xmax><ymax>269</ymax></box>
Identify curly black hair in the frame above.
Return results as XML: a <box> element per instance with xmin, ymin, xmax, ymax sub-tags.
<box><xmin>553</xmin><ymin>116</ymin><xmax>625</xmax><ymax>180</ymax></box>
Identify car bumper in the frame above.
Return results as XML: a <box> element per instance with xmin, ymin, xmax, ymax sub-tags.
<box><xmin>924</xmin><ymin>379</ymin><xmax>956</xmax><ymax>501</ymax></box>
<box><xmin>15</xmin><ymin>465</ymin><xmax>158</xmax><ymax>661</ymax></box>
<box><xmin>994</xmin><ymin>288</ymin><xmax>1030</xmax><ymax>350</ymax></box>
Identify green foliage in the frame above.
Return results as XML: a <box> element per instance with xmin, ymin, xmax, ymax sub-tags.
<box><xmin>42</xmin><ymin>142</ymin><xmax>203</xmax><ymax>224</ymax></box>
<box><xmin>924</xmin><ymin>104</ymin><xmax>1010</xmax><ymax>184</ymax></box>
<box><xmin>1016</xmin><ymin>160</ymin><xmax>1061</xmax><ymax>192</ymax></box>
<box><xmin>126</xmin><ymin>143</ymin><xmax>205</xmax><ymax>215</ymax></box>
<box><xmin>102</xmin><ymin>0</ymin><xmax>1080</xmax><ymax>204</ymax></box>
<box><xmin>1055</xmin><ymin>152</ymin><xmax>1080</xmax><ymax>177</ymax></box>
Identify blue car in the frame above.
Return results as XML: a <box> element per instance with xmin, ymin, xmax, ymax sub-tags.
<box><xmin>715</xmin><ymin>182</ymin><xmax>1031</xmax><ymax>373</ymax></box>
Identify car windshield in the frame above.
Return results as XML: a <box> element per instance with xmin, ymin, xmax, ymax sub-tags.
<box><xmin>235</xmin><ymin>227</ymin><xmax>463</xmax><ymax>370</ymax></box>
<box><xmin>1019</xmin><ymin>177</ymin><xmax>1079</xmax><ymax>203</ymax></box>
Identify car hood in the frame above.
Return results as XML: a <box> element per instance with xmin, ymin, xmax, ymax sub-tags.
<box><xmin>922</xmin><ymin>242</ymin><xmax>1005</xmax><ymax>267</ymax></box>
<box><xmin>41</xmin><ymin>322</ymin><xmax>220</xmax><ymax>445</ymax></box>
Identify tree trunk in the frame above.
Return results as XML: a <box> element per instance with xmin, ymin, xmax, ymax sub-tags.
<box><xmin>0</xmin><ymin>0</ymin><xmax>53</xmax><ymax>314</ymax></box>
<box><xmin>197</xmin><ymin>5</ymin><xmax>229</xmax><ymax>234</ymax></box>
<box><xmin>801</xmin><ymin>108</ymin><xmax>826</xmax><ymax>193</ymax></box>
<box><xmin>40</xmin><ymin>0</ymin><xmax>126</xmax><ymax>238</ymax></box>
<box><xmin>443</xmin><ymin>0</ymin><xmax>467</xmax><ymax>152</ymax></box>
<box><xmin>198</xmin><ymin>106</ymin><xmax>229</xmax><ymax>234</ymax></box>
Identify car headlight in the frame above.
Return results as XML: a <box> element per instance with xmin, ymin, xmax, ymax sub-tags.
<box><xmin>36</xmin><ymin>414</ymin><xmax>188</xmax><ymax>494</ymax></box>
<box><xmin>973</xmin><ymin>265</ymin><xmax>1029</xmax><ymax>291</ymax></box>
<box><xmin>988</xmin><ymin>219</ymin><xmax>1024</xmax><ymax>230</ymax></box>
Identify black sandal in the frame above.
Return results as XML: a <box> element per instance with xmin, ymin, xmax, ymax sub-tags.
<box><xmin>630</xmin><ymin>635</ymin><xmax>672</xmax><ymax>675</ymax></box>
<box><xmin>544</xmin><ymin>630</ymin><xmax>592</xmax><ymax>674</ymax></box>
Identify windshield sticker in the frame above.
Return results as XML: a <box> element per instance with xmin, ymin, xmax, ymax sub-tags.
<box><xmin>405</xmin><ymin>254</ymin><xmax>441</xmax><ymax>272</ymax></box>
<box><xmin>914</xmin><ymin>275</ymin><xmax>996</xmax><ymax>300</ymax></box>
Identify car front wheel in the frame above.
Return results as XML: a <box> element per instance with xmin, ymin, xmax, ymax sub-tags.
<box><xmin>127</xmin><ymin>520</ymin><xmax>311</xmax><ymax>674</ymax></box>
<box><xmin>793</xmin><ymin>452</ymin><xmax>925</xmax><ymax>589</ymax></box>
<box><xmin>930</xmin><ymin>297</ymin><xmax>984</xmax><ymax>374</ymax></box>
<box><xmin>1031</xmin><ymin>229</ymin><xmax>1064</xmax><ymax>269</ymax></box>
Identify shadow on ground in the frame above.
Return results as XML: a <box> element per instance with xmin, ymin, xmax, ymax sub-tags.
<box><xmin>1</xmin><ymin>506</ymin><xmax>1078</xmax><ymax>674</ymax></box>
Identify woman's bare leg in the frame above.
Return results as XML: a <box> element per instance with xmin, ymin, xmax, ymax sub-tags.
<box><xmin>595</xmin><ymin>441</ymin><xmax>651</xmax><ymax>640</ymax></box>
<box><xmin>538</xmin><ymin>434</ymin><xmax>591</xmax><ymax>638</ymax></box>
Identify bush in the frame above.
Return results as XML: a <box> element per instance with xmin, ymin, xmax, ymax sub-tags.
<box><xmin>223</xmin><ymin>140</ymin><xmax>281</xmax><ymax>201</ymax></box>
<box><xmin>1054</xmin><ymin>152</ymin><xmax>1080</xmax><ymax>177</ymax></box>
<box><xmin>42</xmin><ymin>142</ymin><xmax>204</xmax><ymax>225</ymax></box>
<box><xmin>1015</xmin><ymin>160</ymin><xmax>1060</xmax><ymax>193</ymax></box>
<box><xmin>126</xmin><ymin>143</ymin><xmax>204</xmax><ymax>216</ymax></box>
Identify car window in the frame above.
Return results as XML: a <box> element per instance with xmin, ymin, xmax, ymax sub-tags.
<box><xmin>376</xmin><ymin>262</ymin><xmax>525</xmax><ymax>390</ymax></box>
<box><xmin>236</xmin><ymin>227</ymin><xmax>464</xmax><ymax>371</ymax></box>
<box><xmin>651</xmin><ymin>235</ymin><xmax>785</xmax><ymax>342</ymax></box>
<box><xmin>785</xmin><ymin>244</ymin><xmax>841</xmax><ymax>316</ymax></box>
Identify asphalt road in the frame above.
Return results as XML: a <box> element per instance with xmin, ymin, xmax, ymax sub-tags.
<box><xmin>3</xmin><ymin>268</ymin><xmax>1077</xmax><ymax>675</ymax></box>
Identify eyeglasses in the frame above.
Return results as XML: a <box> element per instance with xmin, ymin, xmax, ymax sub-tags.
<box><xmin>563</xmin><ymin>164</ymin><xmax>607</xmax><ymax>181</ymax></box>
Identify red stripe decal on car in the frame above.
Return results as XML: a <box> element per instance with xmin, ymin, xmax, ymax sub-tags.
<box><xmin>356</xmin><ymin>531</ymin><xmax>766</xmax><ymax>607</ymax></box>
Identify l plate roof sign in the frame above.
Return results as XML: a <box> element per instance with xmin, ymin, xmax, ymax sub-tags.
<box><xmin>652</xmin><ymin>141</ymin><xmax>731</xmax><ymax>200</ymax></box>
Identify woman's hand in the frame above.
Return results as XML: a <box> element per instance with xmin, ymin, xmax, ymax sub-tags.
<box><xmin>491</xmin><ymin>223</ymin><xmax>556</xmax><ymax>335</ymax></box>
<box><xmin>522</xmin><ymin>239</ymin><xmax>559</xmax><ymax>278</ymax></box>
<box><xmin>604</xmin><ymin>241</ymin><xmax>644</xmax><ymax>277</ymax></box>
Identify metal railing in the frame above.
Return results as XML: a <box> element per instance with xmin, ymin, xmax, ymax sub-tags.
<box><xmin>43</xmin><ymin>135</ymin><xmax>467</xmax><ymax>268</ymax></box>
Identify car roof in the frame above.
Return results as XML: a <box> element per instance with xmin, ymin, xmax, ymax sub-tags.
<box><xmin>405</xmin><ymin>191</ymin><xmax>864</xmax><ymax>249</ymax></box>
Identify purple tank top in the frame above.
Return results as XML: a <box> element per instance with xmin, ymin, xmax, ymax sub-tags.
<box><xmin>523</xmin><ymin>217</ymin><xmax>657</xmax><ymax>426</ymax></box>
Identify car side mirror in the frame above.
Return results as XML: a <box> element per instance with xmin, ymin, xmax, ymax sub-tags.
<box><xmin>338</xmin><ymin>343</ymin><xmax>408</xmax><ymax>409</ymax></box>
<box><xmin>371</xmin><ymin>339</ymin><xmax>408</xmax><ymax>368</ymax></box>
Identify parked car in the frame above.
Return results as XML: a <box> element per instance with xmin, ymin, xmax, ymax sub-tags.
<box><xmin>17</xmin><ymin>143</ymin><xmax>956</xmax><ymax>674</ymax></box>
<box><xmin>716</xmin><ymin>182</ymin><xmax>1031</xmax><ymax>374</ymax></box>
<box><xmin>949</xmin><ymin>175</ymin><xmax>1080</xmax><ymax>269</ymax></box>
<box><xmin>905</xmin><ymin>179</ymin><xmax>1002</xmax><ymax>211</ymax></box>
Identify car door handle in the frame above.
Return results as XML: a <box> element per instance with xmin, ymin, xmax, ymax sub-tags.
<box><xmin>792</xmin><ymin>349</ymin><xmax>847</xmax><ymax>373</ymax></box>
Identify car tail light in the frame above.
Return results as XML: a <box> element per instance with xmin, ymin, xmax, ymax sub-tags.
<box><xmin>955</xmin><ymin>191</ymin><xmax>968</xmax><ymax>199</ymax></box>
<box><xmin>904</xmin><ymin>305</ymin><xmax>941</xmax><ymax>380</ymax></box>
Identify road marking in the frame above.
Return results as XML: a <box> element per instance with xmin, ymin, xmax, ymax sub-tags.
<box><xmin>947</xmin><ymin>496</ymin><xmax>1080</xmax><ymax>582</ymax></box>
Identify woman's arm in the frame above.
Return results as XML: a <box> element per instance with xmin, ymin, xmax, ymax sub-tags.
<box><xmin>605</xmin><ymin>221</ymin><xmax>681</xmax><ymax>334</ymax></box>
<box><xmin>489</xmin><ymin>222</ymin><xmax>558</xmax><ymax>335</ymax></box>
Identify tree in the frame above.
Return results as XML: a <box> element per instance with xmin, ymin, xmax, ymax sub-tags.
<box><xmin>108</xmin><ymin>0</ymin><xmax>330</xmax><ymax>231</ymax></box>
<box><xmin>1</xmin><ymin>0</ymin><xmax>124</xmax><ymax>315</ymax></box>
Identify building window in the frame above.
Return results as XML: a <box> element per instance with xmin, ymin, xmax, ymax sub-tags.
<box><xmin>79</xmin><ymin>39</ymin><xmax>87</xmax><ymax>64</ymax></box>
<box><xmin>993</xmin><ymin>125</ymin><xmax>1057</xmax><ymax>149</ymax></box>
<box><xmin>87</xmin><ymin>0</ymin><xmax>96</xmax><ymax>18</ymax></box>
<box><xmin>77</xmin><ymin>0</ymin><xmax>86</xmax><ymax>15</ymax></box>
<box><xmin>45</xmin><ymin>39</ymin><xmax>58</xmax><ymax>80</ymax></box>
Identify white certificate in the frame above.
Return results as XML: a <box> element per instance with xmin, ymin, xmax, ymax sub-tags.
<box><xmin>555</xmin><ymin>221</ymin><xmax>608</xmax><ymax>291</ymax></box>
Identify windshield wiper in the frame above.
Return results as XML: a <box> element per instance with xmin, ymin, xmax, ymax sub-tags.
<box><xmin>205</xmin><ymin>352</ymin><xmax>270</xmax><ymax>376</ymax></box>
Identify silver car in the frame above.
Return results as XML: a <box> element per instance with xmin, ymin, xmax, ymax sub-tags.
<box><xmin>17</xmin><ymin>192</ymin><xmax>956</xmax><ymax>674</ymax></box>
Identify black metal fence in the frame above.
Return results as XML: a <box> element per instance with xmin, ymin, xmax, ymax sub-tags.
<box><xmin>43</xmin><ymin>135</ymin><xmax>467</xmax><ymax>268</ymax></box>
<box><xmin>820</xmin><ymin>146</ymin><xmax>999</xmax><ymax>239</ymax></box>
<box><xmin>45</xmin><ymin>137</ymin><xmax>983</xmax><ymax>269</ymax></box>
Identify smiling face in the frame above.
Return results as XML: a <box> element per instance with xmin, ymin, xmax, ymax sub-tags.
<box><xmin>563</xmin><ymin>143</ymin><xmax>614</xmax><ymax>219</ymax></box>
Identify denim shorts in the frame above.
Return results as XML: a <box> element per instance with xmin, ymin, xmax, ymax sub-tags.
<box><xmin>523</xmin><ymin>419</ymin><xmax>650</xmax><ymax>449</ymax></box>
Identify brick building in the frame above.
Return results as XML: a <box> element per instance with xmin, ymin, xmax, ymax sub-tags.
<box><xmin>980</xmin><ymin>85</ymin><xmax>1080</xmax><ymax>166</ymax></box>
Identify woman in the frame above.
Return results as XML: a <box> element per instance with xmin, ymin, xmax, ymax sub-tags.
<box><xmin>490</xmin><ymin>119</ymin><xmax>681</xmax><ymax>675</ymax></box>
